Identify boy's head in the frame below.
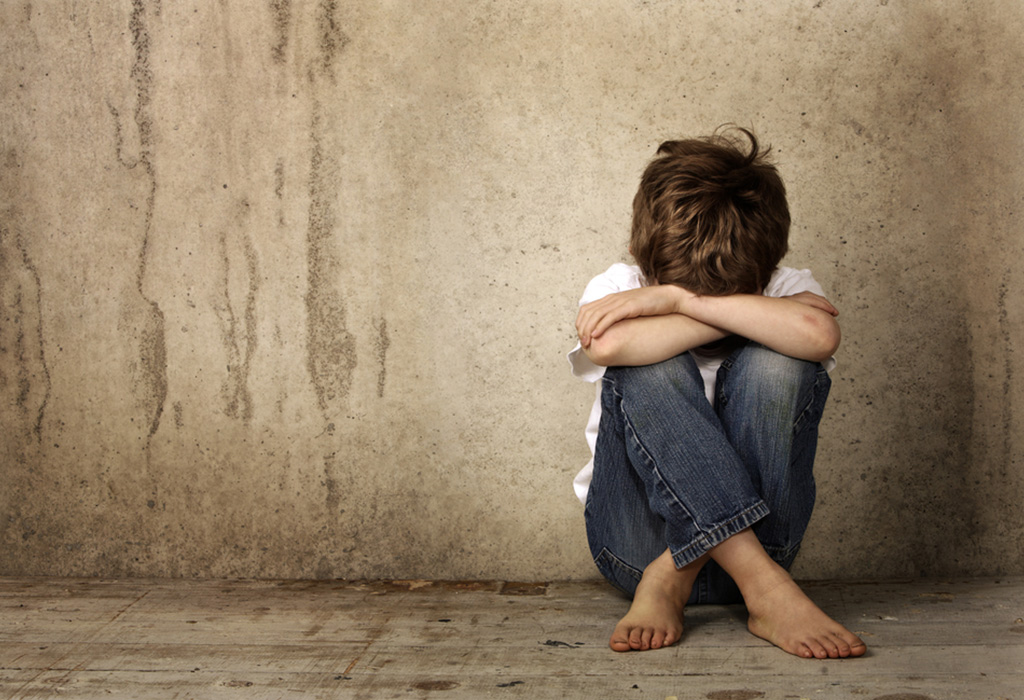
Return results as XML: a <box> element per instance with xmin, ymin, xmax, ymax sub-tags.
<box><xmin>630</xmin><ymin>127</ymin><xmax>790</xmax><ymax>295</ymax></box>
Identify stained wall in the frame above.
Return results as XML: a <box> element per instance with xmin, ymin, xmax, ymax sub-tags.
<box><xmin>2</xmin><ymin>1</ymin><xmax>1022</xmax><ymax>580</ymax></box>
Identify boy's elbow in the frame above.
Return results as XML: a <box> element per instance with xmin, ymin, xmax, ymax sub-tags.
<box><xmin>582</xmin><ymin>340</ymin><xmax>613</xmax><ymax>367</ymax></box>
<box><xmin>807</xmin><ymin>315</ymin><xmax>841</xmax><ymax>363</ymax></box>
<box><xmin>582</xmin><ymin>333</ymin><xmax>622</xmax><ymax>367</ymax></box>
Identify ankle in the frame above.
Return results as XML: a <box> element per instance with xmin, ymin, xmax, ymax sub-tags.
<box><xmin>731</xmin><ymin>557</ymin><xmax>795</xmax><ymax>607</ymax></box>
<box><xmin>637</xmin><ymin>550</ymin><xmax>702</xmax><ymax>601</ymax></box>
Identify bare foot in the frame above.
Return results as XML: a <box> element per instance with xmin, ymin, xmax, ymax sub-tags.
<box><xmin>744</xmin><ymin>569</ymin><xmax>867</xmax><ymax>659</ymax></box>
<box><xmin>708</xmin><ymin>529</ymin><xmax>866</xmax><ymax>659</ymax></box>
<box><xmin>609</xmin><ymin>549</ymin><xmax>703</xmax><ymax>652</ymax></box>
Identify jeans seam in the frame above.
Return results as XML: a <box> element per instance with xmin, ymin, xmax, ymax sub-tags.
<box><xmin>793</xmin><ymin>367</ymin><xmax>831</xmax><ymax>434</ymax></box>
<box><xmin>623</xmin><ymin>420</ymin><xmax>703</xmax><ymax>539</ymax></box>
<box><xmin>594</xmin><ymin>547</ymin><xmax>643</xmax><ymax>593</ymax></box>
<box><xmin>615</xmin><ymin>372</ymin><xmax>770</xmax><ymax>569</ymax></box>
<box><xmin>611</xmin><ymin>376</ymin><xmax>706</xmax><ymax>537</ymax></box>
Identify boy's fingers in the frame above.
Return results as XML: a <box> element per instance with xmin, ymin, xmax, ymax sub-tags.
<box><xmin>590</xmin><ymin>307</ymin><xmax>623</xmax><ymax>340</ymax></box>
<box><xmin>576</xmin><ymin>311</ymin><xmax>598</xmax><ymax>345</ymax></box>
<box><xmin>577</xmin><ymin>291</ymin><xmax>646</xmax><ymax>344</ymax></box>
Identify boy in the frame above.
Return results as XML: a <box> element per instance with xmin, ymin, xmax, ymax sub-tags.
<box><xmin>568</xmin><ymin>128</ymin><xmax>866</xmax><ymax>659</ymax></box>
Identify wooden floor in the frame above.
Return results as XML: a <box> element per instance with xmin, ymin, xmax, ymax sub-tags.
<box><xmin>1</xmin><ymin>577</ymin><xmax>1021</xmax><ymax>699</ymax></box>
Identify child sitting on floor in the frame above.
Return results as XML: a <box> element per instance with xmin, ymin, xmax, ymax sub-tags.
<box><xmin>568</xmin><ymin>127</ymin><xmax>866</xmax><ymax>659</ymax></box>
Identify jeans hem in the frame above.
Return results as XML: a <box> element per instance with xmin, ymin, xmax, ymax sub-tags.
<box><xmin>669</xmin><ymin>501</ymin><xmax>770</xmax><ymax>569</ymax></box>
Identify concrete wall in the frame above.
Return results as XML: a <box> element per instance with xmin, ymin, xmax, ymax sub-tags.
<box><xmin>2</xmin><ymin>0</ymin><xmax>1022</xmax><ymax>581</ymax></box>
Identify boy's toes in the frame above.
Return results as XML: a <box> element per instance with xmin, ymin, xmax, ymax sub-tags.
<box><xmin>609</xmin><ymin>636</ymin><xmax>631</xmax><ymax>652</ymax></box>
<box><xmin>830</xmin><ymin>634</ymin><xmax>854</xmax><ymax>658</ymax></box>
<box><xmin>805</xmin><ymin>639</ymin><xmax>829</xmax><ymax>659</ymax></box>
<box><xmin>834</xmin><ymin>631</ymin><xmax>867</xmax><ymax>657</ymax></box>
<box><xmin>848</xmin><ymin>640</ymin><xmax>868</xmax><ymax>657</ymax></box>
<box><xmin>609</xmin><ymin>622</ymin><xmax>633</xmax><ymax>652</ymax></box>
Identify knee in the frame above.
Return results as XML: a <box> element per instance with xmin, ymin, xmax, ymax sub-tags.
<box><xmin>722</xmin><ymin>344</ymin><xmax>823</xmax><ymax>404</ymax></box>
<box><xmin>606</xmin><ymin>353</ymin><xmax>704</xmax><ymax>397</ymax></box>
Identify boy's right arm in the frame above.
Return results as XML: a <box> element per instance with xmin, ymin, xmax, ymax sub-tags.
<box><xmin>581</xmin><ymin>314</ymin><xmax>729</xmax><ymax>367</ymax></box>
<box><xmin>576</xmin><ymin>285</ymin><xmax>728</xmax><ymax>367</ymax></box>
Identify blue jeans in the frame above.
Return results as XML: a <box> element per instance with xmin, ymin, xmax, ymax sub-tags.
<box><xmin>584</xmin><ymin>343</ymin><xmax>831</xmax><ymax>605</ymax></box>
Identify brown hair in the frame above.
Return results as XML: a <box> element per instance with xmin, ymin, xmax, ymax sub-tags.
<box><xmin>630</xmin><ymin>127</ymin><xmax>790</xmax><ymax>295</ymax></box>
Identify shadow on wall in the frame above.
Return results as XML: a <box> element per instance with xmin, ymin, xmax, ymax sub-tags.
<box><xmin>832</xmin><ymin>3</ymin><xmax>1021</xmax><ymax>577</ymax></box>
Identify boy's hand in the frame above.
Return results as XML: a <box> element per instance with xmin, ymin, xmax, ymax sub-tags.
<box><xmin>576</xmin><ymin>285</ymin><xmax>693</xmax><ymax>348</ymax></box>
<box><xmin>784</xmin><ymin>291</ymin><xmax>839</xmax><ymax>317</ymax></box>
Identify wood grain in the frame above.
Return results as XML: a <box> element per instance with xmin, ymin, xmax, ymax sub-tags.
<box><xmin>1</xmin><ymin>577</ymin><xmax>1021</xmax><ymax>699</ymax></box>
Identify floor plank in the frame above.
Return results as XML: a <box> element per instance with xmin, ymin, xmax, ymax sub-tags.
<box><xmin>1</xmin><ymin>577</ymin><xmax>1021</xmax><ymax>699</ymax></box>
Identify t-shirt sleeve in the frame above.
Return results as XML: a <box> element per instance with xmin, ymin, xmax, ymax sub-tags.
<box><xmin>566</xmin><ymin>264</ymin><xmax>641</xmax><ymax>382</ymax></box>
<box><xmin>764</xmin><ymin>267</ymin><xmax>826</xmax><ymax>298</ymax></box>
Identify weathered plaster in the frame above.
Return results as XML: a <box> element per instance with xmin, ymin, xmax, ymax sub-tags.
<box><xmin>1</xmin><ymin>0</ymin><xmax>1022</xmax><ymax>581</ymax></box>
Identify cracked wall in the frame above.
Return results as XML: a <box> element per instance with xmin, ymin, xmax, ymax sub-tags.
<box><xmin>1</xmin><ymin>0</ymin><xmax>1022</xmax><ymax>580</ymax></box>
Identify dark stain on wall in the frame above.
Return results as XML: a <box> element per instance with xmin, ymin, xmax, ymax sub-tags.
<box><xmin>125</xmin><ymin>0</ymin><xmax>168</xmax><ymax>445</ymax></box>
<box><xmin>315</xmin><ymin>0</ymin><xmax>350</xmax><ymax>80</ymax></box>
<box><xmin>107</xmin><ymin>103</ymin><xmax>139</xmax><ymax>170</ymax></box>
<box><xmin>305</xmin><ymin>104</ymin><xmax>356</xmax><ymax>413</ymax></box>
<box><xmin>274</xmin><ymin>158</ymin><xmax>286</xmax><ymax>227</ymax></box>
<box><xmin>216</xmin><ymin>201</ymin><xmax>260</xmax><ymax>424</ymax></box>
<box><xmin>319</xmin><ymin>449</ymin><xmax>343</xmax><ymax>579</ymax></box>
<box><xmin>129</xmin><ymin>2</ymin><xmax>155</xmax><ymax>160</ymax></box>
<box><xmin>0</xmin><ymin>216</ymin><xmax>51</xmax><ymax>443</ymax></box>
<box><xmin>269</xmin><ymin>0</ymin><xmax>291</xmax><ymax>65</ymax></box>
<box><xmin>323</xmin><ymin>451</ymin><xmax>340</xmax><ymax>515</ymax></box>
<box><xmin>997</xmin><ymin>272</ymin><xmax>1013</xmax><ymax>476</ymax></box>
<box><xmin>274</xmin><ymin>158</ymin><xmax>285</xmax><ymax>199</ymax></box>
<box><xmin>374</xmin><ymin>316</ymin><xmax>389</xmax><ymax>398</ymax></box>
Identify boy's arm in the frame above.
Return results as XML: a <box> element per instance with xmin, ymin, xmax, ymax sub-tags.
<box><xmin>681</xmin><ymin>291</ymin><xmax>840</xmax><ymax>362</ymax></box>
<box><xmin>577</xmin><ymin>285</ymin><xmax>839</xmax><ymax>367</ymax></box>
<box><xmin>576</xmin><ymin>285</ymin><xmax>729</xmax><ymax>366</ymax></box>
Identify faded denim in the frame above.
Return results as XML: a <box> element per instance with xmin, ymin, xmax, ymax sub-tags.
<box><xmin>584</xmin><ymin>343</ymin><xmax>831</xmax><ymax>604</ymax></box>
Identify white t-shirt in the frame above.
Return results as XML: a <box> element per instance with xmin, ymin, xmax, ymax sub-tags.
<box><xmin>566</xmin><ymin>263</ymin><xmax>835</xmax><ymax>505</ymax></box>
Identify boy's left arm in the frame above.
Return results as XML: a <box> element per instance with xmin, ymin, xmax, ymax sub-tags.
<box><xmin>579</xmin><ymin>285</ymin><xmax>840</xmax><ymax>364</ymax></box>
<box><xmin>678</xmin><ymin>291</ymin><xmax>840</xmax><ymax>363</ymax></box>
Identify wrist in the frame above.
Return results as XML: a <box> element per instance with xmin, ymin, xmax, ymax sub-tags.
<box><xmin>670</xmin><ymin>284</ymin><xmax>699</xmax><ymax>316</ymax></box>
